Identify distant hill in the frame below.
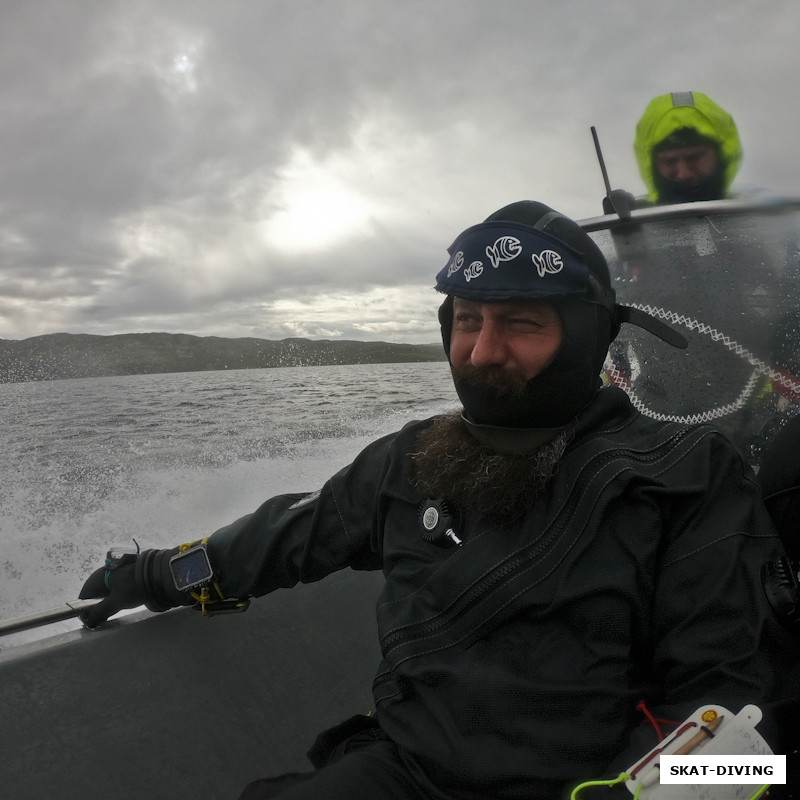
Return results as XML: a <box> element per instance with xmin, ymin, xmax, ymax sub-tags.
<box><xmin>0</xmin><ymin>332</ymin><xmax>446</xmax><ymax>383</ymax></box>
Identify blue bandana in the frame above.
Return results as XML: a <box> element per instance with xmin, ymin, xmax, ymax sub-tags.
<box><xmin>435</xmin><ymin>221</ymin><xmax>591</xmax><ymax>301</ymax></box>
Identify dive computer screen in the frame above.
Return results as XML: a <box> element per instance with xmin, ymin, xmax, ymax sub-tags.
<box><xmin>169</xmin><ymin>546</ymin><xmax>213</xmax><ymax>592</ymax></box>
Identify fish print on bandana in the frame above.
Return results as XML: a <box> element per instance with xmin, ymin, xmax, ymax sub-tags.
<box><xmin>435</xmin><ymin>221</ymin><xmax>589</xmax><ymax>301</ymax></box>
<box><xmin>447</xmin><ymin>251</ymin><xmax>464</xmax><ymax>278</ymax></box>
<box><xmin>486</xmin><ymin>236</ymin><xmax>523</xmax><ymax>268</ymax></box>
<box><xmin>448</xmin><ymin>236</ymin><xmax>565</xmax><ymax>284</ymax></box>
<box><xmin>532</xmin><ymin>249</ymin><xmax>564</xmax><ymax>278</ymax></box>
<box><xmin>464</xmin><ymin>262</ymin><xmax>484</xmax><ymax>282</ymax></box>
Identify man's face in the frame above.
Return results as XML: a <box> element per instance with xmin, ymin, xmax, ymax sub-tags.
<box><xmin>654</xmin><ymin>144</ymin><xmax>719</xmax><ymax>185</ymax></box>
<box><xmin>449</xmin><ymin>298</ymin><xmax>564</xmax><ymax>381</ymax></box>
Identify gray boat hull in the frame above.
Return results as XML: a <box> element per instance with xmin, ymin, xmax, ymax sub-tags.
<box><xmin>0</xmin><ymin>569</ymin><xmax>384</xmax><ymax>800</ymax></box>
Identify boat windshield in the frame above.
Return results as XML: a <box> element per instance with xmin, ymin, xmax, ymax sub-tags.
<box><xmin>583</xmin><ymin>200</ymin><xmax>800</xmax><ymax>467</ymax></box>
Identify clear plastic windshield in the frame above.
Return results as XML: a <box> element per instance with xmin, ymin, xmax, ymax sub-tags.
<box><xmin>585</xmin><ymin>201</ymin><xmax>800</xmax><ymax>466</ymax></box>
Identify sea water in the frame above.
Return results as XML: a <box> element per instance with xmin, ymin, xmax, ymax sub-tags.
<box><xmin>0</xmin><ymin>361</ymin><xmax>457</xmax><ymax>646</ymax></box>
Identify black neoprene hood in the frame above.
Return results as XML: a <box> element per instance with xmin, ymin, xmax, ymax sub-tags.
<box><xmin>437</xmin><ymin>201</ymin><xmax>617</xmax><ymax>429</ymax></box>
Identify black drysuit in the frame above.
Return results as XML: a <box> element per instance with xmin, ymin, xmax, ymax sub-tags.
<box><xmin>207</xmin><ymin>386</ymin><xmax>799</xmax><ymax>799</ymax></box>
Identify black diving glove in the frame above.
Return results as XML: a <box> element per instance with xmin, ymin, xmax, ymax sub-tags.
<box><xmin>602</xmin><ymin>189</ymin><xmax>636</xmax><ymax>217</ymax></box>
<box><xmin>79</xmin><ymin>547</ymin><xmax>190</xmax><ymax>629</ymax></box>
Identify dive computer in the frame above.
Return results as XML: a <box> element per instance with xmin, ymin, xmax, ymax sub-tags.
<box><xmin>169</xmin><ymin>543</ymin><xmax>215</xmax><ymax>593</ymax></box>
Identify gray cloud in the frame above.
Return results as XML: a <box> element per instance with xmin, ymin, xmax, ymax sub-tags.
<box><xmin>1</xmin><ymin>0</ymin><xmax>798</xmax><ymax>343</ymax></box>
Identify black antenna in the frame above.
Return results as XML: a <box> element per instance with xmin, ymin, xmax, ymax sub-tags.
<box><xmin>591</xmin><ymin>126</ymin><xmax>613</xmax><ymax>197</ymax></box>
<box><xmin>591</xmin><ymin>126</ymin><xmax>632</xmax><ymax>219</ymax></box>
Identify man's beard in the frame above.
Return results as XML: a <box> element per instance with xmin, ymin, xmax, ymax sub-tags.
<box><xmin>654</xmin><ymin>167</ymin><xmax>726</xmax><ymax>204</ymax></box>
<box><xmin>449</xmin><ymin>362</ymin><xmax>549</xmax><ymax>429</ymax></box>
<box><xmin>411</xmin><ymin>411</ymin><xmax>573</xmax><ymax>525</ymax></box>
<box><xmin>453</xmin><ymin>363</ymin><xmax>530</xmax><ymax>395</ymax></box>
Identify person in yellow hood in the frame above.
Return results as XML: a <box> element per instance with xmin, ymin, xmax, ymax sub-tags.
<box><xmin>634</xmin><ymin>91</ymin><xmax>743</xmax><ymax>204</ymax></box>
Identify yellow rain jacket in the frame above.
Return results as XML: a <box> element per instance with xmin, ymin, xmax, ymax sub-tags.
<box><xmin>634</xmin><ymin>91</ymin><xmax>743</xmax><ymax>203</ymax></box>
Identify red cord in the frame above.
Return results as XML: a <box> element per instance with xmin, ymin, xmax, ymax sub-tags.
<box><xmin>636</xmin><ymin>700</ymin><xmax>665</xmax><ymax>742</ymax></box>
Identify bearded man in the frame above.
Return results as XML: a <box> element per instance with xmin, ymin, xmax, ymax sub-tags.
<box><xmin>80</xmin><ymin>201</ymin><xmax>798</xmax><ymax>800</ymax></box>
<box><xmin>633</xmin><ymin>91</ymin><xmax>742</xmax><ymax>205</ymax></box>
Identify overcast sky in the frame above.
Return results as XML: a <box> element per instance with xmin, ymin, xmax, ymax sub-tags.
<box><xmin>1</xmin><ymin>1</ymin><xmax>798</xmax><ymax>344</ymax></box>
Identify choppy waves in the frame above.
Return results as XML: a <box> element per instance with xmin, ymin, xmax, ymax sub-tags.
<box><xmin>0</xmin><ymin>362</ymin><xmax>457</xmax><ymax>646</ymax></box>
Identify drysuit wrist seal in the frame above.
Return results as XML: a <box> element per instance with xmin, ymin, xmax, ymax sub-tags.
<box><xmin>134</xmin><ymin>548</ymin><xmax>188</xmax><ymax>612</ymax></box>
